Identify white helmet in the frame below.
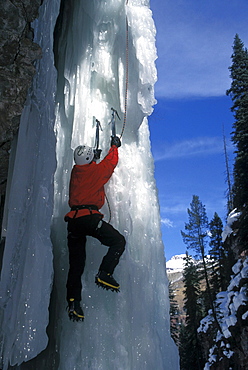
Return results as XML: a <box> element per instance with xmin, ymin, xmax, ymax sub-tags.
<box><xmin>74</xmin><ymin>145</ymin><xmax>94</xmax><ymax>165</ymax></box>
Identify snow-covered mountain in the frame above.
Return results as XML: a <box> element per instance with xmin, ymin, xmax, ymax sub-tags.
<box><xmin>166</xmin><ymin>255</ymin><xmax>186</xmax><ymax>322</ymax></box>
<box><xmin>166</xmin><ymin>254</ymin><xmax>214</xmax><ymax>275</ymax></box>
<box><xmin>166</xmin><ymin>254</ymin><xmax>187</xmax><ymax>274</ymax></box>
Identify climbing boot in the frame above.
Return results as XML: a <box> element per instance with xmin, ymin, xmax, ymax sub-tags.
<box><xmin>68</xmin><ymin>298</ymin><xmax>84</xmax><ymax>321</ymax></box>
<box><xmin>95</xmin><ymin>271</ymin><xmax>120</xmax><ymax>292</ymax></box>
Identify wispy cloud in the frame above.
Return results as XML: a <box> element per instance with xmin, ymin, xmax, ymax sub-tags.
<box><xmin>161</xmin><ymin>218</ymin><xmax>174</xmax><ymax>228</ymax></box>
<box><xmin>154</xmin><ymin>136</ymin><xmax>234</xmax><ymax>161</ymax></box>
<box><xmin>152</xmin><ymin>0</ymin><xmax>248</xmax><ymax>98</ymax></box>
<box><xmin>160</xmin><ymin>203</ymin><xmax>187</xmax><ymax>215</ymax></box>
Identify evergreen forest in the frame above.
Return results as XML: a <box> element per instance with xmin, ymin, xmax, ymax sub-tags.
<box><xmin>169</xmin><ymin>35</ymin><xmax>248</xmax><ymax>370</ymax></box>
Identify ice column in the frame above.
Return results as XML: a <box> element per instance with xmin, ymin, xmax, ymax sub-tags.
<box><xmin>51</xmin><ymin>0</ymin><xmax>179</xmax><ymax>369</ymax></box>
<box><xmin>0</xmin><ymin>0</ymin><xmax>60</xmax><ymax>368</ymax></box>
<box><xmin>0</xmin><ymin>0</ymin><xmax>180</xmax><ymax>369</ymax></box>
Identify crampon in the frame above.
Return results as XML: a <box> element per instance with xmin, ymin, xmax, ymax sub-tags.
<box><xmin>68</xmin><ymin>310</ymin><xmax>84</xmax><ymax>322</ymax></box>
<box><xmin>67</xmin><ymin>299</ymin><xmax>84</xmax><ymax>322</ymax></box>
<box><xmin>95</xmin><ymin>271</ymin><xmax>120</xmax><ymax>292</ymax></box>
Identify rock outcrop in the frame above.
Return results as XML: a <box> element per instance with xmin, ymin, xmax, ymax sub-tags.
<box><xmin>0</xmin><ymin>0</ymin><xmax>43</xmax><ymax>234</ymax></box>
<box><xmin>0</xmin><ymin>0</ymin><xmax>43</xmax><ymax>201</ymax></box>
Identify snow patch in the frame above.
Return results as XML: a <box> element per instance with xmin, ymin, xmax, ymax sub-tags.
<box><xmin>166</xmin><ymin>254</ymin><xmax>186</xmax><ymax>273</ymax></box>
<box><xmin>199</xmin><ymin>257</ymin><xmax>248</xmax><ymax>368</ymax></box>
<box><xmin>221</xmin><ymin>208</ymin><xmax>241</xmax><ymax>242</ymax></box>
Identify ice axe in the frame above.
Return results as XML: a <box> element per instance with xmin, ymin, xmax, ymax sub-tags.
<box><xmin>93</xmin><ymin>117</ymin><xmax>102</xmax><ymax>160</ymax></box>
<box><xmin>109</xmin><ymin>107</ymin><xmax>120</xmax><ymax>137</ymax></box>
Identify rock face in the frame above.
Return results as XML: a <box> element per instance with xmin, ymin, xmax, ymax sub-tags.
<box><xmin>0</xmin><ymin>0</ymin><xmax>43</xmax><ymax>202</ymax></box>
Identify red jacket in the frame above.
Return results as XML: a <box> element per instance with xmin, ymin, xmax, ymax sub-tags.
<box><xmin>65</xmin><ymin>146</ymin><xmax>118</xmax><ymax>219</ymax></box>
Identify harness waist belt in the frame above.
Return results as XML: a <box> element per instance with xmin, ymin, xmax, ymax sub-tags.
<box><xmin>71</xmin><ymin>205</ymin><xmax>99</xmax><ymax>211</ymax></box>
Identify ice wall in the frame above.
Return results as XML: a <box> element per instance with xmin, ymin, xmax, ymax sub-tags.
<box><xmin>0</xmin><ymin>0</ymin><xmax>179</xmax><ymax>369</ymax></box>
<box><xmin>0</xmin><ymin>1</ymin><xmax>60</xmax><ymax>368</ymax></box>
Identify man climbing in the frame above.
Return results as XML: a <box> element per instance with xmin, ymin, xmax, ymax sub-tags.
<box><xmin>64</xmin><ymin>135</ymin><xmax>126</xmax><ymax>321</ymax></box>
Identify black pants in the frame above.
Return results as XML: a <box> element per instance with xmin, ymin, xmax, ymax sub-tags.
<box><xmin>66</xmin><ymin>214</ymin><xmax>126</xmax><ymax>301</ymax></box>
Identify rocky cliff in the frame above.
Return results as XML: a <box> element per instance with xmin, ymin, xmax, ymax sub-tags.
<box><xmin>0</xmin><ymin>0</ymin><xmax>43</xmax><ymax>219</ymax></box>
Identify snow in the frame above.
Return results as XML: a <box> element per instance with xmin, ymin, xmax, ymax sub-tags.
<box><xmin>221</xmin><ymin>208</ymin><xmax>241</xmax><ymax>242</ymax></box>
<box><xmin>242</xmin><ymin>310</ymin><xmax>248</xmax><ymax>320</ymax></box>
<box><xmin>166</xmin><ymin>254</ymin><xmax>186</xmax><ymax>273</ymax></box>
<box><xmin>0</xmin><ymin>0</ymin><xmax>179</xmax><ymax>369</ymax></box>
<box><xmin>166</xmin><ymin>254</ymin><xmax>212</xmax><ymax>276</ymax></box>
<box><xmin>197</xmin><ymin>311</ymin><xmax>214</xmax><ymax>334</ymax></box>
<box><xmin>228</xmin><ymin>272</ymin><xmax>242</xmax><ymax>290</ymax></box>
<box><xmin>232</xmin><ymin>288</ymin><xmax>247</xmax><ymax>311</ymax></box>
<box><xmin>232</xmin><ymin>258</ymin><xmax>242</xmax><ymax>274</ymax></box>
<box><xmin>241</xmin><ymin>263</ymin><xmax>248</xmax><ymax>278</ymax></box>
<box><xmin>199</xmin><ymin>257</ymin><xmax>248</xmax><ymax>368</ymax></box>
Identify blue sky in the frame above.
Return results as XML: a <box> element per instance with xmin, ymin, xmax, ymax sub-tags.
<box><xmin>148</xmin><ymin>0</ymin><xmax>248</xmax><ymax>260</ymax></box>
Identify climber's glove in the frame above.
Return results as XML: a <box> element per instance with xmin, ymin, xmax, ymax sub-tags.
<box><xmin>111</xmin><ymin>135</ymin><xmax>121</xmax><ymax>148</ymax></box>
<box><xmin>93</xmin><ymin>149</ymin><xmax>102</xmax><ymax>160</ymax></box>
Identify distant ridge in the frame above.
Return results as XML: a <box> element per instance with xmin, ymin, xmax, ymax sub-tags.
<box><xmin>166</xmin><ymin>254</ymin><xmax>187</xmax><ymax>274</ymax></box>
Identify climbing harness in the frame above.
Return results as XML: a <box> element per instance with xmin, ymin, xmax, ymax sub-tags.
<box><xmin>71</xmin><ymin>204</ymin><xmax>99</xmax><ymax>219</ymax></box>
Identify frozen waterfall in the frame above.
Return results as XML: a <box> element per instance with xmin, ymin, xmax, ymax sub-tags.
<box><xmin>0</xmin><ymin>0</ymin><xmax>179</xmax><ymax>369</ymax></box>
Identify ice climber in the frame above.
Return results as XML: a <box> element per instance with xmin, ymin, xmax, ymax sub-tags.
<box><xmin>64</xmin><ymin>136</ymin><xmax>126</xmax><ymax>321</ymax></box>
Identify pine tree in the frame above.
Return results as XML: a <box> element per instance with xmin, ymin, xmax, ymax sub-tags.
<box><xmin>226</xmin><ymin>34</ymin><xmax>248</xmax><ymax>251</ymax></box>
<box><xmin>209</xmin><ymin>212</ymin><xmax>235</xmax><ymax>292</ymax></box>
<box><xmin>222</xmin><ymin>126</ymin><xmax>234</xmax><ymax>212</ymax></box>
<box><xmin>168</xmin><ymin>281</ymin><xmax>180</xmax><ymax>345</ymax></box>
<box><xmin>181</xmin><ymin>196</ymin><xmax>223</xmax><ymax>334</ymax></box>
<box><xmin>179</xmin><ymin>253</ymin><xmax>204</xmax><ymax>370</ymax></box>
<box><xmin>182</xmin><ymin>253</ymin><xmax>202</xmax><ymax>329</ymax></box>
<box><xmin>181</xmin><ymin>195</ymin><xmax>209</xmax><ymax>259</ymax></box>
<box><xmin>181</xmin><ymin>195</ymin><xmax>211</xmax><ymax>304</ymax></box>
<box><xmin>208</xmin><ymin>212</ymin><xmax>225</xmax><ymax>293</ymax></box>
